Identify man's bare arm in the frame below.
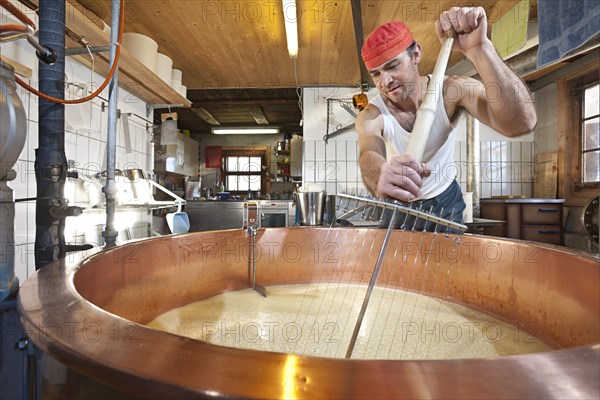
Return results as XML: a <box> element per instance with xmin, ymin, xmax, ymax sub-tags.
<box><xmin>437</xmin><ymin>7</ymin><xmax>537</xmax><ymax>136</ymax></box>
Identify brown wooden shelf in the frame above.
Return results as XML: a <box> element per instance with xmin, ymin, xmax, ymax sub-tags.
<box><xmin>66</xmin><ymin>3</ymin><xmax>191</xmax><ymax>109</ymax></box>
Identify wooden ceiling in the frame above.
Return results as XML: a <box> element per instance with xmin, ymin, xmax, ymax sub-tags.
<box><xmin>75</xmin><ymin>0</ymin><xmax>525</xmax><ymax>134</ymax></box>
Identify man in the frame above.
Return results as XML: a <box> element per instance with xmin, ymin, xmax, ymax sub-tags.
<box><xmin>357</xmin><ymin>7</ymin><xmax>537</xmax><ymax>229</ymax></box>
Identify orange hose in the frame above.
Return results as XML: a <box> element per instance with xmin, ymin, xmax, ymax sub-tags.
<box><xmin>0</xmin><ymin>24</ymin><xmax>29</xmax><ymax>34</ymax></box>
<box><xmin>0</xmin><ymin>0</ymin><xmax>36</xmax><ymax>32</ymax></box>
<box><xmin>12</xmin><ymin>0</ymin><xmax>124</xmax><ymax>105</ymax></box>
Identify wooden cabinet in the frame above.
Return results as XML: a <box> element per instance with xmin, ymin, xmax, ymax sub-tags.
<box><xmin>480</xmin><ymin>199</ymin><xmax>565</xmax><ymax>245</ymax></box>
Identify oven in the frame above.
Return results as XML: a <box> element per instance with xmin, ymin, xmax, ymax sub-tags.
<box><xmin>257</xmin><ymin>201</ymin><xmax>290</xmax><ymax>228</ymax></box>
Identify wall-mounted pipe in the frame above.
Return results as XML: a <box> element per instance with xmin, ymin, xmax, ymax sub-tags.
<box><xmin>102</xmin><ymin>0</ymin><xmax>121</xmax><ymax>248</ymax></box>
<box><xmin>34</xmin><ymin>0</ymin><xmax>67</xmax><ymax>269</ymax></box>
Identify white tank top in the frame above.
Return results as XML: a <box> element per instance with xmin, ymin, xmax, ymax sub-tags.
<box><xmin>369</xmin><ymin>89</ymin><xmax>457</xmax><ymax>200</ymax></box>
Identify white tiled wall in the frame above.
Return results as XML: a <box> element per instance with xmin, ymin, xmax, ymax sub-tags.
<box><xmin>300</xmin><ymin>87</ymin><xmax>535</xmax><ymax>198</ymax></box>
<box><xmin>3</xmin><ymin>32</ymin><xmax>153</xmax><ymax>284</ymax></box>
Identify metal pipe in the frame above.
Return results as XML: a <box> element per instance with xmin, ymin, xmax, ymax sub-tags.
<box><xmin>102</xmin><ymin>0</ymin><xmax>121</xmax><ymax>248</ymax></box>
<box><xmin>34</xmin><ymin>0</ymin><xmax>66</xmax><ymax>269</ymax></box>
<box><xmin>466</xmin><ymin>115</ymin><xmax>481</xmax><ymax>218</ymax></box>
<box><xmin>65</xmin><ymin>45</ymin><xmax>110</xmax><ymax>56</ymax></box>
<box><xmin>346</xmin><ymin>207</ymin><xmax>399</xmax><ymax>358</ymax></box>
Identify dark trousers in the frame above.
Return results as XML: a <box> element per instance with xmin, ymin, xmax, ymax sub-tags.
<box><xmin>379</xmin><ymin>180</ymin><xmax>465</xmax><ymax>232</ymax></box>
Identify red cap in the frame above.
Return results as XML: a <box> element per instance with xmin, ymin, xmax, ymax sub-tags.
<box><xmin>361</xmin><ymin>21</ymin><xmax>414</xmax><ymax>70</ymax></box>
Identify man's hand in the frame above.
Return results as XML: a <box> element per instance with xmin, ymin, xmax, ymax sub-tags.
<box><xmin>376</xmin><ymin>154</ymin><xmax>431</xmax><ymax>202</ymax></box>
<box><xmin>435</xmin><ymin>6</ymin><xmax>488</xmax><ymax>57</ymax></box>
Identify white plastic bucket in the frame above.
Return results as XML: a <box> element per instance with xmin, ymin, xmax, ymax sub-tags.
<box><xmin>179</xmin><ymin>84</ymin><xmax>187</xmax><ymax>99</ymax></box>
<box><xmin>155</xmin><ymin>53</ymin><xmax>173</xmax><ymax>84</ymax></box>
<box><xmin>122</xmin><ymin>33</ymin><xmax>158</xmax><ymax>72</ymax></box>
<box><xmin>171</xmin><ymin>69</ymin><xmax>182</xmax><ymax>92</ymax></box>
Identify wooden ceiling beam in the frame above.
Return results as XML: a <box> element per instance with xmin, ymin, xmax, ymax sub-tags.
<box><xmin>191</xmin><ymin>107</ymin><xmax>221</xmax><ymax>126</ymax></box>
<box><xmin>248</xmin><ymin>107</ymin><xmax>269</xmax><ymax>125</ymax></box>
<box><xmin>190</xmin><ymin>98</ymin><xmax>298</xmax><ymax>108</ymax></box>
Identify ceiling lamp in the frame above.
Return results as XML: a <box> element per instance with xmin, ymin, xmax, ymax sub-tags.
<box><xmin>282</xmin><ymin>0</ymin><xmax>298</xmax><ymax>58</ymax></box>
<box><xmin>211</xmin><ymin>127</ymin><xmax>280</xmax><ymax>135</ymax></box>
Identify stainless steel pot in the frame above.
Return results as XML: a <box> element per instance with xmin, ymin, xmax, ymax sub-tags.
<box><xmin>0</xmin><ymin>62</ymin><xmax>27</xmax><ymax>180</ymax></box>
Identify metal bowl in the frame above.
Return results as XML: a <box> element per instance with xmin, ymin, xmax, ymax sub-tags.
<box><xmin>18</xmin><ymin>229</ymin><xmax>600</xmax><ymax>398</ymax></box>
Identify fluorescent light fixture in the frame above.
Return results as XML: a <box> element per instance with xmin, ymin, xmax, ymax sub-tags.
<box><xmin>211</xmin><ymin>127</ymin><xmax>280</xmax><ymax>135</ymax></box>
<box><xmin>282</xmin><ymin>0</ymin><xmax>298</xmax><ymax>58</ymax></box>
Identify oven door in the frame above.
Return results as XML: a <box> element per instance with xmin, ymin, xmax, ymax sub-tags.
<box><xmin>260</xmin><ymin>210</ymin><xmax>288</xmax><ymax>227</ymax></box>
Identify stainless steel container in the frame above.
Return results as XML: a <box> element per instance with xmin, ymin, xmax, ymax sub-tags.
<box><xmin>297</xmin><ymin>191</ymin><xmax>326</xmax><ymax>225</ymax></box>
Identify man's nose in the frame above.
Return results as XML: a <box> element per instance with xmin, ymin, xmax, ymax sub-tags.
<box><xmin>380</xmin><ymin>72</ymin><xmax>393</xmax><ymax>87</ymax></box>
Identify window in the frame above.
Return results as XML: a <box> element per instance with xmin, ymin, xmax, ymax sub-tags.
<box><xmin>581</xmin><ymin>83</ymin><xmax>599</xmax><ymax>183</ymax></box>
<box><xmin>558</xmin><ymin>64</ymin><xmax>599</xmax><ymax>204</ymax></box>
<box><xmin>222</xmin><ymin>150</ymin><xmax>265</xmax><ymax>194</ymax></box>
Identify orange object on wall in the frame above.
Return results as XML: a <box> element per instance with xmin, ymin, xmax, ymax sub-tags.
<box><xmin>205</xmin><ymin>146</ymin><xmax>222</xmax><ymax>168</ymax></box>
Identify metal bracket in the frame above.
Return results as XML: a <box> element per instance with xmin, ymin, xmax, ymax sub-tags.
<box><xmin>65</xmin><ymin>45</ymin><xmax>110</xmax><ymax>56</ymax></box>
<box><xmin>323</xmin><ymin>123</ymin><xmax>356</xmax><ymax>143</ymax></box>
<box><xmin>146</xmin><ymin>103</ymin><xmax>185</xmax><ymax>118</ymax></box>
<box><xmin>339</xmin><ymin>102</ymin><xmax>357</xmax><ymax>118</ymax></box>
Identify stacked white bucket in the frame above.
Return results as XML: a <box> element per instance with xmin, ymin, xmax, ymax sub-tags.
<box><xmin>121</xmin><ymin>32</ymin><xmax>187</xmax><ymax>99</ymax></box>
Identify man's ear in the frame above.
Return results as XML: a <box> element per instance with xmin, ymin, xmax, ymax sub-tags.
<box><xmin>413</xmin><ymin>43</ymin><xmax>422</xmax><ymax>64</ymax></box>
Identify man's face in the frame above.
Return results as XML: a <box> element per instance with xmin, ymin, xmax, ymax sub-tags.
<box><xmin>368</xmin><ymin>50</ymin><xmax>419</xmax><ymax>103</ymax></box>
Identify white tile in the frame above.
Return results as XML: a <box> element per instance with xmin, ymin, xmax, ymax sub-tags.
<box><xmin>14</xmin><ymin>244</ymin><xmax>28</xmax><ymax>285</ymax></box>
<box><xmin>480</xmin><ymin>162</ymin><xmax>491</xmax><ymax>183</ymax></box>
<box><xmin>305</xmin><ymin>162</ymin><xmax>317</xmax><ymax>183</ymax></box>
<box><xmin>65</xmin><ymin>131</ymin><xmax>78</xmax><ymax>160</ymax></box>
<box><xmin>27</xmin><ymin>202</ymin><xmax>35</xmax><ymax>239</ymax></box>
<box><xmin>133</xmin><ymin>125</ymin><xmax>143</xmax><ymax>153</ymax></box>
<box><xmin>521</xmin><ymin>142</ymin><xmax>533</xmax><ymax>162</ymax></box>
<box><xmin>510</xmin><ymin>142</ymin><xmax>521</xmax><ymax>162</ymax></box>
<box><xmin>454</xmin><ymin>161</ymin><xmax>465</xmax><ymax>183</ymax></box>
<box><xmin>510</xmin><ymin>162</ymin><xmax>521</xmax><ymax>182</ymax></box>
<box><xmin>336</xmin><ymin>162</ymin><xmax>347</xmax><ymax>182</ymax></box>
<box><xmin>87</xmin><ymin>138</ymin><xmax>101</xmax><ymax>166</ymax></box>
<box><xmin>314</xmin><ymin>162</ymin><xmax>325</xmax><ymax>183</ymax></box>
<box><xmin>77</xmin><ymin>134</ymin><xmax>90</xmax><ymax>163</ymax></box>
<box><xmin>304</xmin><ymin>141</ymin><xmax>316</xmax><ymax>162</ymax></box>
<box><xmin>480</xmin><ymin>141</ymin><xmax>491</xmax><ymax>162</ymax></box>
<box><xmin>511</xmin><ymin>183</ymin><xmax>522</xmax><ymax>196</ymax></box>
<box><xmin>325</xmin><ymin>182</ymin><xmax>337</xmax><ymax>195</ymax></box>
<box><xmin>315</xmin><ymin>141</ymin><xmax>326</xmax><ymax>161</ymax></box>
<box><xmin>116</xmin><ymin>146</ymin><xmax>126</xmax><ymax>168</ymax></box>
<box><xmin>336</xmin><ymin>141</ymin><xmax>347</xmax><ymax>160</ymax></box>
<box><xmin>10</xmin><ymin>163</ymin><xmax>28</xmax><ymax>200</ymax></box>
<box><xmin>98</xmin><ymin>142</ymin><xmax>108</xmax><ymax>171</ymax></box>
<box><xmin>14</xmin><ymin>202</ymin><xmax>28</xmax><ymax>239</ymax></box>
<box><xmin>481</xmin><ymin>182</ymin><xmax>491</xmax><ymax>199</ymax></box>
<box><xmin>27</xmin><ymin>121</ymin><xmax>38</xmax><ymax>162</ymax></box>
<box><xmin>92</xmin><ymin>103</ymin><xmax>106</xmax><ymax>141</ymax></box>
<box><xmin>346</xmin><ymin>161</ymin><xmax>358</xmax><ymax>182</ymax></box>
<box><xmin>28</xmin><ymin>93</ymin><xmax>38</xmax><ymax>121</ymax></box>
<box><xmin>347</xmin><ymin>141</ymin><xmax>358</xmax><ymax>160</ymax></box>
<box><xmin>138</xmin><ymin>151</ymin><xmax>147</xmax><ymax>171</ymax></box>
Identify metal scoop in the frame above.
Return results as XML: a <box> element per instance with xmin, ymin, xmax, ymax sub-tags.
<box><xmin>243</xmin><ymin>202</ymin><xmax>267</xmax><ymax>297</ymax></box>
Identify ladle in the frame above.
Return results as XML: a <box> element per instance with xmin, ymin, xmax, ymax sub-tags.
<box><xmin>244</xmin><ymin>202</ymin><xmax>267</xmax><ymax>297</ymax></box>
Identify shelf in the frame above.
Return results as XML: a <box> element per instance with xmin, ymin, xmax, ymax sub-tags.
<box><xmin>66</xmin><ymin>5</ymin><xmax>191</xmax><ymax>108</ymax></box>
